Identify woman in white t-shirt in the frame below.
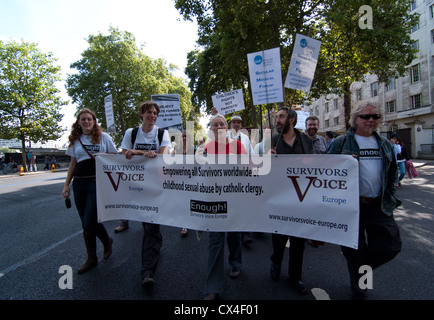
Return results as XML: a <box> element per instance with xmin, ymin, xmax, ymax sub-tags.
<box><xmin>62</xmin><ymin>108</ymin><xmax>118</xmax><ymax>274</ymax></box>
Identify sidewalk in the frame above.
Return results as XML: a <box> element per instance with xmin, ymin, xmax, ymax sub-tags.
<box><xmin>0</xmin><ymin>162</ymin><xmax>69</xmax><ymax>179</ymax></box>
<box><xmin>1</xmin><ymin>159</ymin><xmax>432</xmax><ymax>179</ymax></box>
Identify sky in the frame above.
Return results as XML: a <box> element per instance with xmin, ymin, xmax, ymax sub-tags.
<box><xmin>0</xmin><ymin>0</ymin><xmax>199</xmax><ymax>146</ymax></box>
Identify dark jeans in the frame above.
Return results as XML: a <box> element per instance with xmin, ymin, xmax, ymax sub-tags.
<box><xmin>72</xmin><ymin>177</ymin><xmax>98</xmax><ymax>232</ymax></box>
<box><xmin>271</xmin><ymin>234</ymin><xmax>306</xmax><ymax>281</ymax></box>
<box><xmin>141</xmin><ymin>222</ymin><xmax>162</xmax><ymax>279</ymax></box>
<box><xmin>341</xmin><ymin>202</ymin><xmax>402</xmax><ymax>293</ymax></box>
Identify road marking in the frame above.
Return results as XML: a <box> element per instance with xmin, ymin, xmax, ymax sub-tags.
<box><xmin>0</xmin><ymin>230</ymin><xmax>81</xmax><ymax>278</ymax></box>
<box><xmin>311</xmin><ymin>288</ymin><xmax>331</xmax><ymax>300</ymax></box>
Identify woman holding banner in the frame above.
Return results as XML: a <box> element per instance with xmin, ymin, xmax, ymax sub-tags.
<box><xmin>62</xmin><ymin>108</ymin><xmax>118</xmax><ymax>274</ymax></box>
<box><xmin>202</xmin><ymin>114</ymin><xmax>247</xmax><ymax>300</ymax></box>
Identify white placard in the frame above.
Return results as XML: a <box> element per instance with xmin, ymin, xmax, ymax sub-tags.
<box><xmin>151</xmin><ymin>94</ymin><xmax>182</xmax><ymax>129</ymax></box>
<box><xmin>247</xmin><ymin>47</ymin><xmax>284</xmax><ymax>105</ymax></box>
<box><xmin>212</xmin><ymin>89</ymin><xmax>245</xmax><ymax>115</ymax></box>
<box><xmin>295</xmin><ymin>110</ymin><xmax>310</xmax><ymax>130</ymax></box>
<box><xmin>285</xmin><ymin>34</ymin><xmax>321</xmax><ymax>93</ymax></box>
<box><xmin>104</xmin><ymin>94</ymin><xmax>116</xmax><ymax>133</ymax></box>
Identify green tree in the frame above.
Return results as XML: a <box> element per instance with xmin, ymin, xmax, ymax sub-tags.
<box><xmin>0</xmin><ymin>40</ymin><xmax>67</xmax><ymax>171</ymax></box>
<box><xmin>175</xmin><ymin>0</ymin><xmax>418</xmax><ymax>129</ymax></box>
<box><xmin>66</xmin><ymin>27</ymin><xmax>197</xmax><ymax>145</ymax></box>
<box><xmin>313</xmin><ymin>0</ymin><xmax>418</xmax><ymax>129</ymax></box>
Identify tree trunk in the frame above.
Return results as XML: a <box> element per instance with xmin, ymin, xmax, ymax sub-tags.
<box><xmin>343</xmin><ymin>82</ymin><xmax>352</xmax><ymax>130</ymax></box>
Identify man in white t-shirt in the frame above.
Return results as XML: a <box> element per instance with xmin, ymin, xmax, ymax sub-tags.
<box><xmin>117</xmin><ymin>101</ymin><xmax>171</xmax><ymax>289</ymax></box>
<box><xmin>327</xmin><ymin>102</ymin><xmax>401</xmax><ymax>299</ymax></box>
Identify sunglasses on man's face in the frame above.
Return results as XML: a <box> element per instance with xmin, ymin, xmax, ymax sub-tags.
<box><xmin>357</xmin><ymin>114</ymin><xmax>381</xmax><ymax>120</ymax></box>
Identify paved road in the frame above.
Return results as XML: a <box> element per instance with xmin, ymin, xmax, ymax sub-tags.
<box><xmin>0</xmin><ymin>161</ymin><xmax>433</xmax><ymax>310</ymax></box>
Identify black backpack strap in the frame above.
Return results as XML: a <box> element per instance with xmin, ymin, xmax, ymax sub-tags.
<box><xmin>158</xmin><ymin>128</ymin><xmax>165</xmax><ymax>146</ymax></box>
<box><xmin>131</xmin><ymin>127</ymin><xmax>139</xmax><ymax>147</ymax></box>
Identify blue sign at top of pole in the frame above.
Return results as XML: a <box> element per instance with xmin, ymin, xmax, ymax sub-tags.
<box><xmin>247</xmin><ymin>47</ymin><xmax>284</xmax><ymax>106</ymax></box>
<box><xmin>285</xmin><ymin>34</ymin><xmax>321</xmax><ymax>93</ymax></box>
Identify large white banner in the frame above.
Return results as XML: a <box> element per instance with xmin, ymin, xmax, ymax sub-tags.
<box><xmin>285</xmin><ymin>34</ymin><xmax>321</xmax><ymax>93</ymax></box>
<box><xmin>247</xmin><ymin>47</ymin><xmax>284</xmax><ymax>105</ymax></box>
<box><xmin>212</xmin><ymin>89</ymin><xmax>245</xmax><ymax>115</ymax></box>
<box><xmin>96</xmin><ymin>154</ymin><xmax>359</xmax><ymax>248</ymax></box>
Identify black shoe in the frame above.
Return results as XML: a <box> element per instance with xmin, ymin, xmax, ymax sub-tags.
<box><xmin>141</xmin><ymin>275</ymin><xmax>155</xmax><ymax>290</ymax></box>
<box><xmin>270</xmin><ymin>262</ymin><xmax>281</xmax><ymax>281</ymax></box>
<box><xmin>351</xmin><ymin>287</ymin><xmax>368</xmax><ymax>300</ymax></box>
<box><xmin>291</xmin><ymin>280</ymin><xmax>308</xmax><ymax>295</ymax></box>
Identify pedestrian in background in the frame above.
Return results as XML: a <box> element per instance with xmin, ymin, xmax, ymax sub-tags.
<box><xmin>396</xmin><ymin>138</ymin><xmax>410</xmax><ymax>188</ymax></box>
<box><xmin>327</xmin><ymin>102</ymin><xmax>401</xmax><ymax>299</ymax></box>
<box><xmin>44</xmin><ymin>154</ymin><xmax>50</xmax><ymax>170</ymax></box>
<box><xmin>305</xmin><ymin>115</ymin><xmax>327</xmax><ymax>154</ymax></box>
<box><xmin>29</xmin><ymin>151</ymin><xmax>37</xmax><ymax>172</ymax></box>
<box><xmin>62</xmin><ymin>108</ymin><xmax>118</xmax><ymax>274</ymax></box>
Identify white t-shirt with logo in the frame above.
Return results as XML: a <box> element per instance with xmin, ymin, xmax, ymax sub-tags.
<box><xmin>355</xmin><ymin>134</ymin><xmax>382</xmax><ymax>198</ymax></box>
<box><xmin>121</xmin><ymin>126</ymin><xmax>171</xmax><ymax>151</ymax></box>
<box><xmin>66</xmin><ymin>132</ymin><xmax>118</xmax><ymax>163</ymax></box>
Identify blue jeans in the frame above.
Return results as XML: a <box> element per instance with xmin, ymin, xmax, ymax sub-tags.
<box><xmin>397</xmin><ymin>160</ymin><xmax>406</xmax><ymax>182</ymax></box>
<box><xmin>205</xmin><ymin>232</ymin><xmax>242</xmax><ymax>295</ymax></box>
<box><xmin>72</xmin><ymin>177</ymin><xmax>98</xmax><ymax>232</ymax></box>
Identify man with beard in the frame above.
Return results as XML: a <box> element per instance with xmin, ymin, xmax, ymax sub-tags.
<box><xmin>305</xmin><ymin>115</ymin><xmax>328</xmax><ymax>154</ymax></box>
<box><xmin>269</xmin><ymin>107</ymin><xmax>313</xmax><ymax>295</ymax></box>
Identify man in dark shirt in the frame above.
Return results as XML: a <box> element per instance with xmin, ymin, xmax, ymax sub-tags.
<box><xmin>269</xmin><ymin>107</ymin><xmax>313</xmax><ymax>295</ymax></box>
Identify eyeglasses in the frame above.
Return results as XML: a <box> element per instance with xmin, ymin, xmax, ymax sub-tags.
<box><xmin>357</xmin><ymin>114</ymin><xmax>381</xmax><ymax>120</ymax></box>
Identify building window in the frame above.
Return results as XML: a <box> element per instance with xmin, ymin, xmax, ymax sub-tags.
<box><xmin>411</xmin><ymin>16</ymin><xmax>420</xmax><ymax>33</ymax></box>
<box><xmin>325</xmin><ymin>119</ymin><xmax>329</xmax><ymax>128</ymax></box>
<box><xmin>410</xmin><ymin>64</ymin><xmax>420</xmax><ymax>83</ymax></box>
<box><xmin>412</xmin><ymin>40</ymin><xmax>419</xmax><ymax>52</ymax></box>
<box><xmin>371</xmin><ymin>82</ymin><xmax>378</xmax><ymax>97</ymax></box>
<box><xmin>315</xmin><ymin>106</ymin><xmax>319</xmax><ymax>116</ymax></box>
<box><xmin>430</xmin><ymin>4</ymin><xmax>434</xmax><ymax>19</ymax></box>
<box><xmin>334</xmin><ymin>117</ymin><xmax>339</xmax><ymax>126</ymax></box>
<box><xmin>325</xmin><ymin>102</ymin><xmax>329</xmax><ymax>113</ymax></box>
<box><xmin>386</xmin><ymin>78</ymin><xmax>395</xmax><ymax>91</ymax></box>
<box><xmin>410</xmin><ymin>94</ymin><xmax>421</xmax><ymax>109</ymax></box>
<box><xmin>410</xmin><ymin>1</ymin><xmax>416</xmax><ymax>11</ymax></box>
<box><xmin>333</xmin><ymin>98</ymin><xmax>339</xmax><ymax>110</ymax></box>
<box><xmin>386</xmin><ymin>100</ymin><xmax>396</xmax><ymax>113</ymax></box>
<box><xmin>356</xmin><ymin>88</ymin><xmax>362</xmax><ymax>101</ymax></box>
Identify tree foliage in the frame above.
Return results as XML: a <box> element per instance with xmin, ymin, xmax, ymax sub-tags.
<box><xmin>66</xmin><ymin>27</ymin><xmax>197</xmax><ymax>145</ymax></box>
<box><xmin>175</xmin><ymin>0</ymin><xmax>418</xmax><ymax>129</ymax></box>
<box><xmin>0</xmin><ymin>39</ymin><xmax>67</xmax><ymax>169</ymax></box>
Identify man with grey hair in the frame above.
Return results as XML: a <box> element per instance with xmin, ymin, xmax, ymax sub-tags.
<box><xmin>327</xmin><ymin>102</ymin><xmax>401</xmax><ymax>299</ymax></box>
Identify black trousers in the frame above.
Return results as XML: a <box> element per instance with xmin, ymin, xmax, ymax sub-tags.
<box><xmin>271</xmin><ymin>234</ymin><xmax>306</xmax><ymax>281</ymax></box>
<box><xmin>341</xmin><ymin>202</ymin><xmax>402</xmax><ymax>293</ymax></box>
<box><xmin>141</xmin><ymin>222</ymin><xmax>162</xmax><ymax>279</ymax></box>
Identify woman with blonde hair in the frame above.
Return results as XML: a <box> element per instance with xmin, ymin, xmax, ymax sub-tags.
<box><xmin>62</xmin><ymin>108</ymin><xmax>118</xmax><ymax>274</ymax></box>
<box><xmin>202</xmin><ymin>114</ymin><xmax>247</xmax><ymax>300</ymax></box>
